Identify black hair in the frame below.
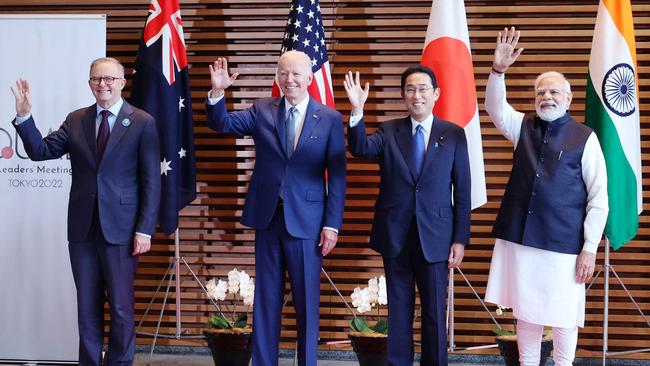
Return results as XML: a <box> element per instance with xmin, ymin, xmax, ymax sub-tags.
<box><xmin>400</xmin><ymin>65</ymin><xmax>438</xmax><ymax>90</ymax></box>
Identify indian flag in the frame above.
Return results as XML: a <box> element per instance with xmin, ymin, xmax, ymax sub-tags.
<box><xmin>421</xmin><ymin>0</ymin><xmax>486</xmax><ymax>209</ymax></box>
<box><xmin>585</xmin><ymin>0</ymin><xmax>642</xmax><ymax>249</ymax></box>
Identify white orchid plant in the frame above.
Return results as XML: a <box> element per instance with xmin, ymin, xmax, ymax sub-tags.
<box><xmin>205</xmin><ymin>268</ymin><xmax>255</xmax><ymax>330</ymax></box>
<box><xmin>349</xmin><ymin>275</ymin><xmax>388</xmax><ymax>335</ymax></box>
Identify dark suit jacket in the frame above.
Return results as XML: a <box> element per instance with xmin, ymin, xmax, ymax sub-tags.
<box><xmin>348</xmin><ymin>116</ymin><xmax>471</xmax><ymax>262</ymax></box>
<box><xmin>207</xmin><ymin>97</ymin><xmax>346</xmax><ymax>239</ymax></box>
<box><xmin>13</xmin><ymin>101</ymin><xmax>161</xmax><ymax>244</ymax></box>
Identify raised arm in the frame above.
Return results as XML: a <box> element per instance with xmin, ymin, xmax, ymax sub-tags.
<box><xmin>209</xmin><ymin>57</ymin><xmax>240</xmax><ymax>98</ymax></box>
<box><xmin>486</xmin><ymin>27</ymin><xmax>526</xmax><ymax>146</ymax></box>
<box><xmin>344</xmin><ymin>71</ymin><xmax>384</xmax><ymax>159</ymax></box>
<box><xmin>10</xmin><ymin>79</ymin><xmax>33</xmax><ymax>117</ymax></box>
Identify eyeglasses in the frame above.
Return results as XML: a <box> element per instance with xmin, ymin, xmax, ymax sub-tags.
<box><xmin>89</xmin><ymin>76</ymin><xmax>123</xmax><ymax>85</ymax></box>
<box><xmin>404</xmin><ymin>86</ymin><xmax>435</xmax><ymax>96</ymax></box>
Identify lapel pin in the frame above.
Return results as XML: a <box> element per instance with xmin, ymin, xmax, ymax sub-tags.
<box><xmin>434</xmin><ymin>142</ymin><xmax>439</xmax><ymax>148</ymax></box>
<box><xmin>438</xmin><ymin>135</ymin><xmax>446</xmax><ymax>143</ymax></box>
<box><xmin>121</xmin><ymin>118</ymin><xmax>131</xmax><ymax>127</ymax></box>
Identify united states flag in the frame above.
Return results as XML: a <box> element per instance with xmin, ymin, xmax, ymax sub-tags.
<box><xmin>131</xmin><ymin>0</ymin><xmax>196</xmax><ymax>234</ymax></box>
<box><xmin>272</xmin><ymin>0</ymin><xmax>335</xmax><ymax>107</ymax></box>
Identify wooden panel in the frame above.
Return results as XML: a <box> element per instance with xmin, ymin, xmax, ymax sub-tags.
<box><xmin>2</xmin><ymin>0</ymin><xmax>649</xmax><ymax>360</ymax></box>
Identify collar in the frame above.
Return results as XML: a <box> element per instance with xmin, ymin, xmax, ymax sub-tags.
<box><xmin>410</xmin><ymin>113</ymin><xmax>434</xmax><ymax>134</ymax></box>
<box><xmin>96</xmin><ymin>98</ymin><xmax>124</xmax><ymax>117</ymax></box>
<box><xmin>284</xmin><ymin>96</ymin><xmax>310</xmax><ymax>117</ymax></box>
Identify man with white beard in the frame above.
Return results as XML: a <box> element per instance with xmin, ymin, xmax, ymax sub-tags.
<box><xmin>484</xmin><ymin>27</ymin><xmax>609</xmax><ymax>366</ymax></box>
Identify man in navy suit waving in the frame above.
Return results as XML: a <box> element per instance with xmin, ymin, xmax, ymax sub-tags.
<box><xmin>205</xmin><ymin>50</ymin><xmax>346</xmax><ymax>366</ymax></box>
<box><xmin>344</xmin><ymin>66</ymin><xmax>471</xmax><ymax>366</ymax></box>
<box><xmin>10</xmin><ymin>57</ymin><xmax>161</xmax><ymax>365</ymax></box>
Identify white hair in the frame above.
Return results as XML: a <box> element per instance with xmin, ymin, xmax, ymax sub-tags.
<box><xmin>534</xmin><ymin>71</ymin><xmax>571</xmax><ymax>94</ymax></box>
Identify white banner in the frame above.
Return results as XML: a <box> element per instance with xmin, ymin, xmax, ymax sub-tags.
<box><xmin>0</xmin><ymin>14</ymin><xmax>105</xmax><ymax>362</ymax></box>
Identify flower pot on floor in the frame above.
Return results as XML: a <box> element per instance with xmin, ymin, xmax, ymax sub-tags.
<box><xmin>495</xmin><ymin>333</ymin><xmax>553</xmax><ymax>366</ymax></box>
<box><xmin>348</xmin><ymin>332</ymin><xmax>388</xmax><ymax>366</ymax></box>
<box><xmin>203</xmin><ymin>328</ymin><xmax>252</xmax><ymax>366</ymax></box>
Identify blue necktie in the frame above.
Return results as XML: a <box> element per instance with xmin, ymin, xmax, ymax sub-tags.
<box><xmin>413</xmin><ymin>124</ymin><xmax>425</xmax><ymax>176</ymax></box>
<box><xmin>97</xmin><ymin>110</ymin><xmax>111</xmax><ymax>160</ymax></box>
<box><xmin>285</xmin><ymin>106</ymin><xmax>298</xmax><ymax>157</ymax></box>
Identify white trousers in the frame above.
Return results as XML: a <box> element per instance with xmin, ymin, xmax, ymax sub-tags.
<box><xmin>516</xmin><ymin>319</ymin><xmax>579</xmax><ymax>366</ymax></box>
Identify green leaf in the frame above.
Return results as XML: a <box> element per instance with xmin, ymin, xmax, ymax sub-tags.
<box><xmin>493</xmin><ymin>328</ymin><xmax>515</xmax><ymax>337</ymax></box>
<box><xmin>371</xmin><ymin>319</ymin><xmax>388</xmax><ymax>335</ymax></box>
<box><xmin>234</xmin><ymin>313</ymin><xmax>248</xmax><ymax>328</ymax></box>
<box><xmin>349</xmin><ymin>318</ymin><xmax>372</xmax><ymax>333</ymax></box>
<box><xmin>208</xmin><ymin>315</ymin><xmax>233</xmax><ymax>329</ymax></box>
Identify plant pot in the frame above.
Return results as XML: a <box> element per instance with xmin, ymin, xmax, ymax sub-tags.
<box><xmin>348</xmin><ymin>332</ymin><xmax>388</xmax><ymax>366</ymax></box>
<box><xmin>203</xmin><ymin>328</ymin><xmax>252</xmax><ymax>366</ymax></box>
<box><xmin>495</xmin><ymin>334</ymin><xmax>553</xmax><ymax>366</ymax></box>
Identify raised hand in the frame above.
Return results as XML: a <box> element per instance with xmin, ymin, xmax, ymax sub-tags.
<box><xmin>343</xmin><ymin>71</ymin><xmax>369</xmax><ymax>116</ymax></box>
<box><xmin>208</xmin><ymin>58</ymin><xmax>239</xmax><ymax>98</ymax></box>
<box><xmin>493</xmin><ymin>27</ymin><xmax>524</xmax><ymax>73</ymax></box>
<box><xmin>10</xmin><ymin>79</ymin><xmax>32</xmax><ymax>117</ymax></box>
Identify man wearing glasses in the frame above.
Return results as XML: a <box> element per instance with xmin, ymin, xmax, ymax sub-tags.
<box><xmin>10</xmin><ymin>57</ymin><xmax>160</xmax><ymax>365</ymax></box>
<box><xmin>484</xmin><ymin>27</ymin><xmax>608</xmax><ymax>366</ymax></box>
<box><xmin>344</xmin><ymin>65</ymin><xmax>471</xmax><ymax>366</ymax></box>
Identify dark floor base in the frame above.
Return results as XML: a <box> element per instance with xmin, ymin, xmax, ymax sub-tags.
<box><xmin>135</xmin><ymin>345</ymin><xmax>649</xmax><ymax>365</ymax></box>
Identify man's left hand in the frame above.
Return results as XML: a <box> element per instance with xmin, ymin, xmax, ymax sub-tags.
<box><xmin>319</xmin><ymin>229</ymin><xmax>338</xmax><ymax>256</ymax></box>
<box><xmin>132</xmin><ymin>234</ymin><xmax>151</xmax><ymax>256</ymax></box>
<box><xmin>576</xmin><ymin>250</ymin><xmax>596</xmax><ymax>284</ymax></box>
<box><xmin>448</xmin><ymin>242</ymin><xmax>465</xmax><ymax>269</ymax></box>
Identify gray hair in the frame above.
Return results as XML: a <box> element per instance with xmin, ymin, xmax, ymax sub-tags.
<box><xmin>89</xmin><ymin>57</ymin><xmax>125</xmax><ymax>78</ymax></box>
<box><xmin>534</xmin><ymin>71</ymin><xmax>571</xmax><ymax>94</ymax></box>
<box><xmin>278</xmin><ymin>50</ymin><xmax>313</xmax><ymax>75</ymax></box>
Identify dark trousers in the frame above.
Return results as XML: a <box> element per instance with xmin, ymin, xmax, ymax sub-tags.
<box><xmin>383</xmin><ymin>218</ymin><xmax>449</xmax><ymax>366</ymax></box>
<box><xmin>68</xmin><ymin>216</ymin><xmax>138</xmax><ymax>366</ymax></box>
<box><xmin>252</xmin><ymin>205</ymin><xmax>322</xmax><ymax>366</ymax></box>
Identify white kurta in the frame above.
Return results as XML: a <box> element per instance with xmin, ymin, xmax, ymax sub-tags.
<box><xmin>484</xmin><ymin>72</ymin><xmax>609</xmax><ymax>328</ymax></box>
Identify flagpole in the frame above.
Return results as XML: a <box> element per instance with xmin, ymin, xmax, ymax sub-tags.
<box><xmin>174</xmin><ymin>227</ymin><xmax>182</xmax><ymax>338</ymax></box>
<box><xmin>602</xmin><ymin>239</ymin><xmax>610</xmax><ymax>366</ymax></box>
<box><xmin>447</xmin><ymin>268</ymin><xmax>455</xmax><ymax>352</ymax></box>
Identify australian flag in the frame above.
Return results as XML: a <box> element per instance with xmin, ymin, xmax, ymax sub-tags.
<box><xmin>131</xmin><ymin>0</ymin><xmax>196</xmax><ymax>234</ymax></box>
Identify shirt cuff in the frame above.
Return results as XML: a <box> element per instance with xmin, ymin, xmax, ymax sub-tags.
<box><xmin>323</xmin><ymin>226</ymin><xmax>339</xmax><ymax>234</ymax></box>
<box><xmin>582</xmin><ymin>240</ymin><xmax>599</xmax><ymax>254</ymax></box>
<box><xmin>207</xmin><ymin>90</ymin><xmax>225</xmax><ymax>105</ymax></box>
<box><xmin>14</xmin><ymin>114</ymin><xmax>31</xmax><ymax>125</ymax></box>
<box><xmin>135</xmin><ymin>232</ymin><xmax>151</xmax><ymax>239</ymax></box>
<box><xmin>349</xmin><ymin>113</ymin><xmax>363</xmax><ymax>128</ymax></box>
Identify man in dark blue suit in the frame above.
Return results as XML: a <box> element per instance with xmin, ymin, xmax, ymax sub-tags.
<box><xmin>205</xmin><ymin>51</ymin><xmax>346</xmax><ymax>366</ymax></box>
<box><xmin>10</xmin><ymin>57</ymin><xmax>161</xmax><ymax>366</ymax></box>
<box><xmin>344</xmin><ymin>66</ymin><xmax>471</xmax><ymax>366</ymax></box>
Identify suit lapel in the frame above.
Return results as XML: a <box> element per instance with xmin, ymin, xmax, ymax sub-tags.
<box><xmin>294</xmin><ymin>98</ymin><xmax>320</xmax><ymax>155</ymax></box>
<box><xmin>394</xmin><ymin>117</ymin><xmax>418</xmax><ymax>183</ymax></box>
<box><xmin>421</xmin><ymin>116</ymin><xmax>446</xmax><ymax>175</ymax></box>
<box><xmin>101</xmin><ymin>101</ymin><xmax>134</xmax><ymax>162</ymax></box>
<box><xmin>82</xmin><ymin>105</ymin><xmax>99</xmax><ymax>163</ymax></box>
<box><xmin>273</xmin><ymin>98</ymin><xmax>287</xmax><ymax>158</ymax></box>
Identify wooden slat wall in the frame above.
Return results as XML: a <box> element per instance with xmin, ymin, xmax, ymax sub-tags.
<box><xmin>2</xmin><ymin>0</ymin><xmax>649</xmax><ymax>359</ymax></box>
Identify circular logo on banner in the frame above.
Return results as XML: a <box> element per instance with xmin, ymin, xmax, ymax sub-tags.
<box><xmin>0</xmin><ymin>128</ymin><xmax>13</xmax><ymax>159</ymax></box>
<box><xmin>602</xmin><ymin>63</ymin><xmax>636</xmax><ymax>117</ymax></box>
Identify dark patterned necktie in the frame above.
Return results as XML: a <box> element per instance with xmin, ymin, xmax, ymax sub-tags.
<box><xmin>285</xmin><ymin>106</ymin><xmax>298</xmax><ymax>157</ymax></box>
<box><xmin>97</xmin><ymin>110</ymin><xmax>111</xmax><ymax>160</ymax></box>
<box><xmin>413</xmin><ymin>124</ymin><xmax>425</xmax><ymax>176</ymax></box>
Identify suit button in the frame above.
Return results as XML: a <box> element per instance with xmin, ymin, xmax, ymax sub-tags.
<box><xmin>528</xmin><ymin>210</ymin><xmax>534</xmax><ymax>215</ymax></box>
<box><xmin>540</xmin><ymin>158</ymin><xmax>545</xmax><ymax>163</ymax></box>
<box><xmin>531</xmin><ymin>192</ymin><xmax>537</xmax><ymax>196</ymax></box>
<box><xmin>535</xmin><ymin>173</ymin><xmax>540</xmax><ymax>178</ymax></box>
<box><xmin>543</xmin><ymin>139</ymin><xmax>548</xmax><ymax>144</ymax></box>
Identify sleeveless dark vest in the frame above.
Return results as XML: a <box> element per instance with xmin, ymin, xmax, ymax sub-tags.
<box><xmin>493</xmin><ymin>112</ymin><xmax>593</xmax><ymax>254</ymax></box>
